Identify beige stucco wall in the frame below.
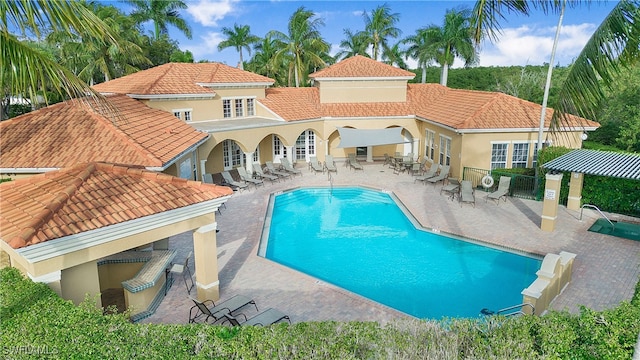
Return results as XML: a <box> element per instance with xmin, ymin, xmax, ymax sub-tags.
<box><xmin>98</xmin><ymin>262</ymin><xmax>144</xmax><ymax>290</ymax></box>
<box><xmin>317</xmin><ymin>80</ymin><xmax>408</xmax><ymax>103</ymax></box>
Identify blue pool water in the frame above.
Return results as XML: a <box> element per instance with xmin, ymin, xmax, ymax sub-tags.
<box><xmin>263</xmin><ymin>187</ymin><xmax>541</xmax><ymax>319</ymax></box>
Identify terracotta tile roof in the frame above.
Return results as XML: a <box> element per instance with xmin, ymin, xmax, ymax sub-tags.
<box><xmin>408</xmin><ymin>84</ymin><xmax>599</xmax><ymax>130</ymax></box>
<box><xmin>309</xmin><ymin>55</ymin><xmax>415</xmax><ymax>78</ymax></box>
<box><xmin>321</xmin><ymin>102</ymin><xmax>411</xmax><ymax>118</ymax></box>
<box><xmin>0</xmin><ymin>94</ymin><xmax>208</xmax><ymax>169</ymax></box>
<box><xmin>0</xmin><ymin>162</ymin><xmax>233</xmax><ymax>249</ymax></box>
<box><xmin>260</xmin><ymin>88</ymin><xmax>322</xmax><ymax>121</ymax></box>
<box><xmin>93</xmin><ymin>63</ymin><xmax>274</xmax><ymax>95</ymax></box>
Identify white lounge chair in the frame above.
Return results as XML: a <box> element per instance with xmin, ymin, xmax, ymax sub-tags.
<box><xmin>281</xmin><ymin>158</ymin><xmax>302</xmax><ymax>176</ymax></box>
<box><xmin>221</xmin><ymin>171</ymin><xmax>248</xmax><ymax>191</ymax></box>
<box><xmin>486</xmin><ymin>176</ymin><xmax>511</xmax><ymax>204</ymax></box>
<box><xmin>237</xmin><ymin>167</ymin><xmax>263</xmax><ymax>189</ymax></box>
<box><xmin>252</xmin><ymin>163</ymin><xmax>279</xmax><ymax>183</ymax></box>
<box><xmin>324</xmin><ymin>155</ymin><xmax>337</xmax><ymax>173</ymax></box>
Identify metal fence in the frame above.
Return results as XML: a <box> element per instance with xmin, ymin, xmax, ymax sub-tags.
<box><xmin>462</xmin><ymin>167</ymin><xmax>539</xmax><ymax>201</ymax></box>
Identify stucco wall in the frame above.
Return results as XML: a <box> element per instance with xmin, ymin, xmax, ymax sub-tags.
<box><xmin>317</xmin><ymin>80</ymin><xmax>408</xmax><ymax>103</ymax></box>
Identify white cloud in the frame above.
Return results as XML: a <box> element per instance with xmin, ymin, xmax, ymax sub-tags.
<box><xmin>477</xmin><ymin>23</ymin><xmax>597</xmax><ymax>67</ymax></box>
<box><xmin>186</xmin><ymin>0</ymin><xmax>238</xmax><ymax>27</ymax></box>
<box><xmin>184</xmin><ymin>32</ymin><xmax>226</xmax><ymax>62</ymax></box>
<box><xmin>352</xmin><ymin>10</ymin><xmax>364</xmax><ymax>17</ymax></box>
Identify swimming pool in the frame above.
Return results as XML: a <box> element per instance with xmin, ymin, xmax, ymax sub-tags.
<box><xmin>260</xmin><ymin>187</ymin><xmax>541</xmax><ymax>319</ymax></box>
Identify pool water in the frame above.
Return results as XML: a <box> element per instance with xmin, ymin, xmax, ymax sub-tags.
<box><xmin>263</xmin><ymin>187</ymin><xmax>541</xmax><ymax>319</ymax></box>
<box><xmin>588</xmin><ymin>218</ymin><xmax>640</xmax><ymax>242</ymax></box>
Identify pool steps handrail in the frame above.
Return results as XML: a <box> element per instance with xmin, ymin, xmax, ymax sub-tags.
<box><xmin>495</xmin><ymin>303</ymin><xmax>535</xmax><ymax>317</ymax></box>
<box><xmin>580</xmin><ymin>204</ymin><xmax>615</xmax><ymax>230</ymax></box>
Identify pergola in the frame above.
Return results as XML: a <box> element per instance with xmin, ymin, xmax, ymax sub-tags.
<box><xmin>539</xmin><ymin>149</ymin><xmax>640</xmax><ymax>231</ymax></box>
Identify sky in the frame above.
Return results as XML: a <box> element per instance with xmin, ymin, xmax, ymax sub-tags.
<box><xmin>115</xmin><ymin>0</ymin><xmax>620</xmax><ymax>68</ymax></box>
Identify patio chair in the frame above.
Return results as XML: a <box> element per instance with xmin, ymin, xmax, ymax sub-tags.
<box><xmin>222</xmin><ymin>308</ymin><xmax>291</xmax><ymax>327</ymax></box>
<box><xmin>410</xmin><ymin>163</ymin><xmax>422</xmax><ymax>176</ymax></box>
<box><xmin>265</xmin><ymin>161</ymin><xmax>291</xmax><ymax>179</ymax></box>
<box><xmin>427</xmin><ymin>165</ymin><xmax>450</xmax><ymax>186</ymax></box>
<box><xmin>414</xmin><ymin>165</ymin><xmax>438</xmax><ymax>184</ymax></box>
<box><xmin>440</xmin><ymin>178</ymin><xmax>460</xmax><ymax>200</ymax></box>
<box><xmin>281</xmin><ymin>158</ymin><xmax>302</xmax><ymax>176</ymax></box>
<box><xmin>486</xmin><ymin>176</ymin><xmax>511</xmax><ymax>204</ymax></box>
<box><xmin>221</xmin><ymin>171</ymin><xmax>248</xmax><ymax>191</ymax></box>
<box><xmin>169</xmin><ymin>251</ymin><xmax>194</xmax><ymax>294</ymax></box>
<box><xmin>309</xmin><ymin>157</ymin><xmax>324</xmax><ymax>174</ymax></box>
<box><xmin>383</xmin><ymin>153</ymin><xmax>392</xmax><ymax>166</ymax></box>
<box><xmin>459</xmin><ymin>180</ymin><xmax>475</xmax><ymax>207</ymax></box>
<box><xmin>348</xmin><ymin>153</ymin><xmax>363</xmax><ymax>171</ymax></box>
<box><xmin>252</xmin><ymin>163</ymin><xmax>279</xmax><ymax>183</ymax></box>
<box><xmin>324</xmin><ymin>155</ymin><xmax>337</xmax><ymax>173</ymax></box>
<box><xmin>188</xmin><ymin>295</ymin><xmax>258</xmax><ymax>324</ymax></box>
<box><xmin>237</xmin><ymin>167</ymin><xmax>263</xmax><ymax>189</ymax></box>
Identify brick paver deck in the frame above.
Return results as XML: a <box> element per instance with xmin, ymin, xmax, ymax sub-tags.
<box><xmin>141</xmin><ymin>162</ymin><xmax>640</xmax><ymax>325</ymax></box>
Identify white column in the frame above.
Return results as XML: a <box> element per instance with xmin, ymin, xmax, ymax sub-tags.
<box><xmin>244</xmin><ymin>152</ymin><xmax>254</xmax><ymax>173</ymax></box>
<box><xmin>366</xmin><ymin>146</ymin><xmax>373</xmax><ymax>162</ymax></box>
<box><xmin>193</xmin><ymin>222</ymin><xmax>220</xmax><ymax>301</ymax></box>
<box><xmin>285</xmin><ymin>146</ymin><xmax>294</xmax><ymax>163</ymax></box>
<box><xmin>200</xmin><ymin>159</ymin><xmax>207</xmax><ymax>181</ymax></box>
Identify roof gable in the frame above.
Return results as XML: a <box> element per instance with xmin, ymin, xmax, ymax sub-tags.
<box><xmin>0</xmin><ymin>162</ymin><xmax>233</xmax><ymax>249</ymax></box>
<box><xmin>0</xmin><ymin>94</ymin><xmax>208</xmax><ymax>170</ymax></box>
<box><xmin>93</xmin><ymin>63</ymin><xmax>274</xmax><ymax>95</ymax></box>
<box><xmin>309</xmin><ymin>55</ymin><xmax>415</xmax><ymax>79</ymax></box>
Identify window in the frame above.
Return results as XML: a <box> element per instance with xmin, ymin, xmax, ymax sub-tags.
<box><xmin>491</xmin><ymin>143</ymin><xmax>509</xmax><ymax>169</ymax></box>
<box><xmin>172</xmin><ymin>108</ymin><xmax>192</xmax><ymax>121</ymax></box>
<box><xmin>532</xmin><ymin>142</ymin><xmax>539</xmax><ymax>168</ymax></box>
<box><xmin>512</xmin><ymin>143</ymin><xmax>529</xmax><ymax>168</ymax></box>
<box><xmin>247</xmin><ymin>98</ymin><xmax>255</xmax><ymax>116</ymax></box>
<box><xmin>425</xmin><ymin>130</ymin><xmax>435</xmax><ymax>161</ymax></box>
<box><xmin>223</xmin><ymin>140</ymin><xmax>242</xmax><ymax>169</ymax></box>
<box><xmin>253</xmin><ymin>147</ymin><xmax>260</xmax><ymax>162</ymax></box>
<box><xmin>173</xmin><ymin>111</ymin><xmax>181</xmax><ymax>119</ymax></box>
<box><xmin>294</xmin><ymin>130</ymin><xmax>316</xmax><ymax>161</ymax></box>
<box><xmin>439</xmin><ymin>136</ymin><xmax>451</xmax><ymax>166</ymax></box>
<box><xmin>184</xmin><ymin>111</ymin><xmax>191</xmax><ymax>122</ymax></box>
<box><xmin>223</xmin><ymin>99</ymin><xmax>231</xmax><ymax>118</ymax></box>
<box><xmin>235</xmin><ymin>99</ymin><xmax>243</xmax><ymax>117</ymax></box>
<box><xmin>273</xmin><ymin>136</ymin><xmax>282</xmax><ymax>156</ymax></box>
<box><xmin>179</xmin><ymin>157</ymin><xmax>192</xmax><ymax>179</ymax></box>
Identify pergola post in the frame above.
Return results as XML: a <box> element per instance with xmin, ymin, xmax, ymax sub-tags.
<box><xmin>567</xmin><ymin>172</ymin><xmax>584</xmax><ymax>210</ymax></box>
<box><xmin>193</xmin><ymin>222</ymin><xmax>220</xmax><ymax>301</ymax></box>
<box><xmin>541</xmin><ymin>173</ymin><xmax>563</xmax><ymax>232</ymax></box>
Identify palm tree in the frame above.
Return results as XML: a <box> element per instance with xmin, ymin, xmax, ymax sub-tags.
<box><xmin>403</xmin><ymin>28</ymin><xmax>436</xmax><ymax>83</ymax></box>
<box><xmin>2</xmin><ymin>0</ymin><xmax>117</xmax><ymax>113</ymax></box>
<box><xmin>268</xmin><ymin>7</ymin><xmax>330</xmax><ymax>87</ymax></box>
<box><xmin>422</xmin><ymin>7</ymin><xmax>478</xmax><ymax>86</ymax></box>
<box><xmin>335</xmin><ymin>28</ymin><xmax>370</xmax><ymax>60</ymax></box>
<box><xmin>382</xmin><ymin>41</ymin><xmax>408</xmax><ymax>69</ymax></box>
<box><xmin>48</xmin><ymin>3</ymin><xmax>151</xmax><ymax>84</ymax></box>
<box><xmin>471</xmin><ymin>0</ymin><xmax>640</xmax><ymax>137</ymax></box>
<box><xmin>125</xmin><ymin>0</ymin><xmax>192</xmax><ymax>40</ymax></box>
<box><xmin>247</xmin><ymin>35</ymin><xmax>286</xmax><ymax>85</ymax></box>
<box><xmin>217</xmin><ymin>24</ymin><xmax>260</xmax><ymax>70</ymax></box>
<box><xmin>362</xmin><ymin>4</ymin><xmax>402</xmax><ymax>60</ymax></box>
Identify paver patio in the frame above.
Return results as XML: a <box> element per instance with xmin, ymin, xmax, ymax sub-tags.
<box><xmin>140</xmin><ymin>162</ymin><xmax>640</xmax><ymax>325</ymax></box>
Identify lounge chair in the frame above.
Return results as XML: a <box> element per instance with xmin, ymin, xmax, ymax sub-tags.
<box><xmin>427</xmin><ymin>165</ymin><xmax>450</xmax><ymax>186</ymax></box>
<box><xmin>169</xmin><ymin>251</ymin><xmax>194</xmax><ymax>294</ymax></box>
<box><xmin>324</xmin><ymin>155</ymin><xmax>337</xmax><ymax>173</ymax></box>
<box><xmin>265</xmin><ymin>161</ymin><xmax>291</xmax><ymax>179</ymax></box>
<box><xmin>410</xmin><ymin>163</ymin><xmax>422</xmax><ymax>176</ymax></box>
<box><xmin>223</xmin><ymin>308</ymin><xmax>291</xmax><ymax>327</ymax></box>
<box><xmin>221</xmin><ymin>171</ymin><xmax>248</xmax><ymax>191</ymax></box>
<box><xmin>414</xmin><ymin>165</ymin><xmax>438</xmax><ymax>184</ymax></box>
<box><xmin>309</xmin><ymin>157</ymin><xmax>324</xmax><ymax>174</ymax></box>
<box><xmin>440</xmin><ymin>178</ymin><xmax>460</xmax><ymax>200</ymax></box>
<box><xmin>486</xmin><ymin>176</ymin><xmax>511</xmax><ymax>204</ymax></box>
<box><xmin>348</xmin><ymin>153</ymin><xmax>363</xmax><ymax>171</ymax></box>
<box><xmin>280</xmin><ymin>158</ymin><xmax>302</xmax><ymax>176</ymax></box>
<box><xmin>188</xmin><ymin>295</ymin><xmax>258</xmax><ymax>324</ymax></box>
<box><xmin>459</xmin><ymin>180</ymin><xmax>475</xmax><ymax>207</ymax></box>
<box><xmin>237</xmin><ymin>167</ymin><xmax>264</xmax><ymax>189</ymax></box>
<box><xmin>252</xmin><ymin>163</ymin><xmax>279</xmax><ymax>183</ymax></box>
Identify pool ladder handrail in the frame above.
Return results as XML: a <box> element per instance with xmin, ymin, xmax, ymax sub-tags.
<box><xmin>496</xmin><ymin>303</ymin><xmax>535</xmax><ymax>317</ymax></box>
<box><xmin>580</xmin><ymin>204</ymin><xmax>615</xmax><ymax>230</ymax></box>
<box><xmin>327</xmin><ymin>170</ymin><xmax>334</xmax><ymax>195</ymax></box>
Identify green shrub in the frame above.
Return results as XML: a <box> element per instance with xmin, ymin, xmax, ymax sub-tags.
<box><xmin>1</xmin><ymin>267</ymin><xmax>639</xmax><ymax>359</ymax></box>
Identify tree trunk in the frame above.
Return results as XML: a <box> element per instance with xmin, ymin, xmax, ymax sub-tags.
<box><xmin>440</xmin><ymin>64</ymin><xmax>449</xmax><ymax>86</ymax></box>
<box><xmin>238</xmin><ymin>49</ymin><xmax>244</xmax><ymax>70</ymax></box>
<box><xmin>421</xmin><ymin>64</ymin><xmax>427</xmax><ymax>83</ymax></box>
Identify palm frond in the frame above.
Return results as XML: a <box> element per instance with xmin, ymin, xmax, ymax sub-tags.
<box><xmin>552</xmin><ymin>1</ymin><xmax>640</xmax><ymax>130</ymax></box>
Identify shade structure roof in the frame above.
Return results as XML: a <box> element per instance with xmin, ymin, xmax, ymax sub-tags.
<box><xmin>542</xmin><ymin>149</ymin><xmax>640</xmax><ymax>180</ymax></box>
<box><xmin>336</xmin><ymin>127</ymin><xmax>408</xmax><ymax>148</ymax></box>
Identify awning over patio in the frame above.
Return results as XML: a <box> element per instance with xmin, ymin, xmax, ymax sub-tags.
<box><xmin>336</xmin><ymin>127</ymin><xmax>408</xmax><ymax>148</ymax></box>
<box><xmin>542</xmin><ymin>149</ymin><xmax>640</xmax><ymax>180</ymax></box>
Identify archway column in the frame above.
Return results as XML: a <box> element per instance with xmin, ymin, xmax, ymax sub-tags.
<box><xmin>244</xmin><ymin>152</ymin><xmax>254</xmax><ymax>173</ymax></box>
<box><xmin>541</xmin><ymin>173</ymin><xmax>563</xmax><ymax>232</ymax></box>
<box><xmin>285</xmin><ymin>146</ymin><xmax>294</xmax><ymax>163</ymax></box>
<box><xmin>567</xmin><ymin>172</ymin><xmax>584</xmax><ymax>210</ymax></box>
<box><xmin>366</xmin><ymin>146</ymin><xmax>373</xmax><ymax>162</ymax></box>
<box><xmin>193</xmin><ymin>222</ymin><xmax>219</xmax><ymax>301</ymax></box>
